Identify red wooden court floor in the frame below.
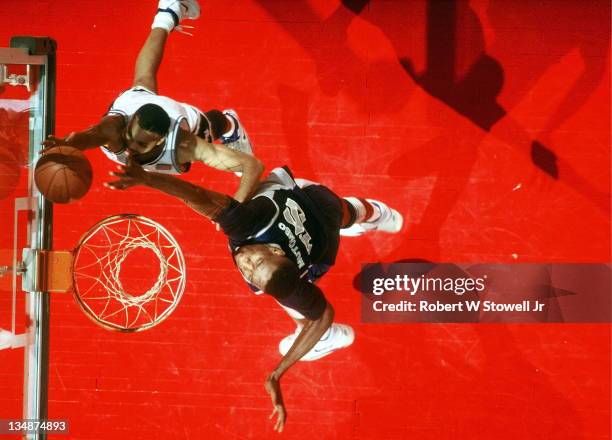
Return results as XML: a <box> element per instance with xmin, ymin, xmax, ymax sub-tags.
<box><xmin>0</xmin><ymin>1</ymin><xmax>610</xmax><ymax>439</ymax></box>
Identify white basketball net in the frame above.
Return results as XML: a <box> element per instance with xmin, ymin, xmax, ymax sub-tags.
<box><xmin>72</xmin><ymin>215</ymin><xmax>186</xmax><ymax>332</ymax></box>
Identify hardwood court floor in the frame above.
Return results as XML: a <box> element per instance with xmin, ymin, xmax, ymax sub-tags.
<box><xmin>0</xmin><ymin>1</ymin><xmax>609</xmax><ymax>439</ymax></box>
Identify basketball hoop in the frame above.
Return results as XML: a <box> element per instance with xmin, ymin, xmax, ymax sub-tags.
<box><xmin>71</xmin><ymin>214</ymin><xmax>186</xmax><ymax>332</ymax></box>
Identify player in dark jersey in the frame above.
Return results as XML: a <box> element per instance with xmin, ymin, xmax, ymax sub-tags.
<box><xmin>106</xmin><ymin>156</ymin><xmax>403</xmax><ymax>432</ymax></box>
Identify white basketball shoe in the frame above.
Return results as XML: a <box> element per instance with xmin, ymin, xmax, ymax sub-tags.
<box><xmin>279</xmin><ymin>323</ymin><xmax>355</xmax><ymax>362</ymax></box>
<box><xmin>154</xmin><ymin>0</ymin><xmax>200</xmax><ymax>33</ymax></box>
<box><xmin>221</xmin><ymin>109</ymin><xmax>253</xmax><ymax>155</ymax></box>
<box><xmin>340</xmin><ymin>199</ymin><xmax>403</xmax><ymax>237</ymax></box>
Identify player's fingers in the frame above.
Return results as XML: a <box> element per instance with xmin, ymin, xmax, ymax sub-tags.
<box><xmin>41</xmin><ymin>137</ymin><xmax>59</xmax><ymax>148</ymax></box>
<box><xmin>274</xmin><ymin>412</ymin><xmax>284</xmax><ymax>432</ymax></box>
<box><xmin>269</xmin><ymin>407</ymin><xmax>277</xmax><ymax>420</ymax></box>
<box><xmin>106</xmin><ymin>180</ymin><xmax>133</xmax><ymax>191</ymax></box>
<box><xmin>124</xmin><ymin>155</ymin><xmax>144</xmax><ymax>173</ymax></box>
<box><xmin>103</xmin><ymin>182</ymin><xmax>121</xmax><ymax>190</ymax></box>
<box><xmin>124</xmin><ymin>152</ymin><xmax>136</xmax><ymax>167</ymax></box>
<box><xmin>115</xmin><ymin>164</ymin><xmax>138</xmax><ymax>176</ymax></box>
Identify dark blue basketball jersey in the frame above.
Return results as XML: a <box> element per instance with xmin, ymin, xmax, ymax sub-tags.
<box><xmin>232</xmin><ymin>186</ymin><xmax>325</xmax><ymax>269</ymax></box>
<box><xmin>216</xmin><ymin>167</ymin><xmax>340</xmax><ymax>292</ymax></box>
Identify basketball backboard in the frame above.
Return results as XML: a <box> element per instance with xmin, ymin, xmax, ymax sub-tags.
<box><xmin>0</xmin><ymin>38</ymin><xmax>56</xmax><ymax>440</ymax></box>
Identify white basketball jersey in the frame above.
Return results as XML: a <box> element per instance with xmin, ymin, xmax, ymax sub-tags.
<box><xmin>101</xmin><ymin>87</ymin><xmax>204</xmax><ymax>174</ymax></box>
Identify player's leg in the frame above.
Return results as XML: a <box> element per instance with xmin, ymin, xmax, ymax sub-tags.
<box><xmin>133</xmin><ymin>29</ymin><xmax>168</xmax><ymax>93</ymax></box>
<box><xmin>148</xmin><ymin>0</ymin><xmax>252</xmax><ymax>154</ymax></box>
<box><xmin>196</xmin><ymin>110</ymin><xmax>236</xmax><ymax>143</ymax></box>
<box><xmin>291</xmin><ymin>173</ymin><xmax>402</xmax><ymax>236</ymax></box>
<box><xmin>340</xmin><ymin>197</ymin><xmax>403</xmax><ymax>236</ymax></box>
<box><xmin>218</xmin><ymin>109</ymin><xmax>253</xmax><ymax>154</ymax></box>
<box><xmin>133</xmin><ymin>0</ymin><xmax>201</xmax><ymax>92</ymax></box>
<box><xmin>277</xmin><ymin>305</ymin><xmax>354</xmax><ymax>362</ymax></box>
<box><xmin>194</xmin><ymin>109</ymin><xmax>253</xmax><ymax>155</ymax></box>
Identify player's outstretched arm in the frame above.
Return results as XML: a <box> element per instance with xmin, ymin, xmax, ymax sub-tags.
<box><xmin>244</xmin><ymin>262</ymin><xmax>335</xmax><ymax>432</ymax></box>
<box><xmin>254</xmin><ymin>267</ymin><xmax>334</xmax><ymax>432</ymax></box>
<box><xmin>264</xmin><ymin>299</ymin><xmax>335</xmax><ymax>432</ymax></box>
<box><xmin>106</xmin><ymin>154</ymin><xmax>233</xmax><ymax>219</ymax></box>
<box><xmin>186</xmin><ymin>133</ymin><xmax>264</xmax><ymax>202</ymax></box>
<box><xmin>43</xmin><ymin>115</ymin><xmax>125</xmax><ymax>153</ymax></box>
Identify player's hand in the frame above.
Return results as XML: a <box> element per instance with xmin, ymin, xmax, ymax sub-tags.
<box><xmin>105</xmin><ymin>154</ymin><xmax>148</xmax><ymax>190</ymax></box>
<box><xmin>265</xmin><ymin>373</ymin><xmax>287</xmax><ymax>433</ymax></box>
<box><xmin>41</xmin><ymin>132</ymin><xmax>76</xmax><ymax>151</ymax></box>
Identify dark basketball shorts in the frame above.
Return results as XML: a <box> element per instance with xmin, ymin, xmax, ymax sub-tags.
<box><xmin>302</xmin><ymin>184</ymin><xmax>343</xmax><ymax>269</ymax></box>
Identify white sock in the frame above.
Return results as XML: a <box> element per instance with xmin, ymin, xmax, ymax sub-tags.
<box><xmin>295</xmin><ymin>178</ymin><xmax>317</xmax><ymax>189</ymax></box>
<box><xmin>343</xmin><ymin>197</ymin><xmax>367</xmax><ymax>223</ymax></box>
<box><xmin>366</xmin><ymin>199</ymin><xmax>385</xmax><ymax>222</ymax></box>
<box><xmin>151</xmin><ymin>12</ymin><xmax>176</xmax><ymax>33</ymax></box>
<box><xmin>343</xmin><ymin>197</ymin><xmax>384</xmax><ymax>224</ymax></box>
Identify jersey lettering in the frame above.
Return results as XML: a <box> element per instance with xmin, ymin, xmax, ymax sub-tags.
<box><xmin>299</xmin><ymin>231</ymin><xmax>313</xmax><ymax>254</ymax></box>
<box><xmin>283</xmin><ymin>199</ymin><xmax>306</xmax><ymax>235</ymax></box>
<box><xmin>282</xmin><ymin>198</ymin><xmax>313</xmax><ymax>253</ymax></box>
<box><xmin>278</xmin><ymin>223</ymin><xmax>305</xmax><ymax>268</ymax></box>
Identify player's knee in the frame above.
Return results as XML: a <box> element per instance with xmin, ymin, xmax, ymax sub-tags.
<box><xmin>204</xmin><ymin>110</ymin><xmax>229</xmax><ymax>139</ymax></box>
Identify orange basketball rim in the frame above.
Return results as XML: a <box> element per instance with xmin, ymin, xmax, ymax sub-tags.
<box><xmin>21</xmin><ymin>214</ymin><xmax>186</xmax><ymax>332</ymax></box>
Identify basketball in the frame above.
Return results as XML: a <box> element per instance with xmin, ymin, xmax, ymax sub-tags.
<box><xmin>34</xmin><ymin>146</ymin><xmax>93</xmax><ymax>204</ymax></box>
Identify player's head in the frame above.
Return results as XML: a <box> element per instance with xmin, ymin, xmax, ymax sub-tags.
<box><xmin>125</xmin><ymin>104</ymin><xmax>170</xmax><ymax>154</ymax></box>
<box><xmin>233</xmin><ymin>244</ymin><xmax>288</xmax><ymax>289</ymax></box>
<box><xmin>263</xmin><ymin>259</ymin><xmax>302</xmax><ymax>297</ymax></box>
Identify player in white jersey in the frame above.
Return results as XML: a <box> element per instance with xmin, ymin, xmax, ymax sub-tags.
<box><xmin>43</xmin><ymin>0</ymin><xmax>262</xmax><ymax>202</ymax></box>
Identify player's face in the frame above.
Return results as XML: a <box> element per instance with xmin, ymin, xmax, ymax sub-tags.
<box><xmin>124</xmin><ymin>117</ymin><xmax>165</xmax><ymax>155</ymax></box>
<box><xmin>234</xmin><ymin>244</ymin><xmax>286</xmax><ymax>289</ymax></box>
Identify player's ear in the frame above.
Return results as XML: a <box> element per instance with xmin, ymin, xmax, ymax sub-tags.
<box><xmin>128</xmin><ymin>116</ymin><xmax>138</xmax><ymax>132</ymax></box>
<box><xmin>155</xmin><ymin>136</ymin><xmax>166</xmax><ymax>146</ymax></box>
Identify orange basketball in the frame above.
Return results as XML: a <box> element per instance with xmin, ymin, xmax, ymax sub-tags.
<box><xmin>34</xmin><ymin>146</ymin><xmax>93</xmax><ymax>204</ymax></box>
